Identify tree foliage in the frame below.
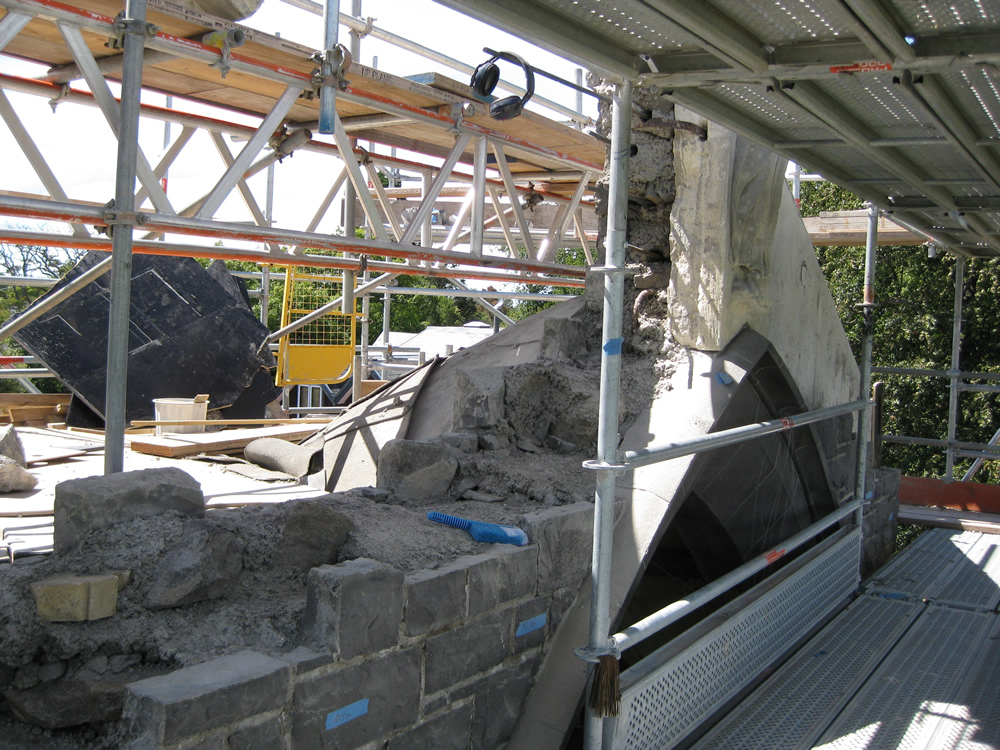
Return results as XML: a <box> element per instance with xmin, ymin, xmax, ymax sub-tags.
<box><xmin>506</xmin><ymin>246</ymin><xmax>586</xmax><ymax>321</ymax></box>
<box><xmin>800</xmin><ymin>182</ymin><xmax>1000</xmax><ymax>481</ymax></box>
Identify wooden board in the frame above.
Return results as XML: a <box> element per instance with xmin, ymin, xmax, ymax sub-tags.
<box><xmin>0</xmin><ymin>394</ymin><xmax>72</xmax><ymax>408</ymax></box>
<box><xmin>129</xmin><ymin>423</ymin><xmax>321</xmax><ymax>457</ymax></box>
<box><xmin>1</xmin><ymin>2</ymin><xmax>605</xmax><ymax>174</ymax></box>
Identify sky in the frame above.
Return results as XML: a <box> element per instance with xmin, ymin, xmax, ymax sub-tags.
<box><xmin>0</xmin><ymin>0</ymin><xmax>598</xmax><ymax>244</ymax></box>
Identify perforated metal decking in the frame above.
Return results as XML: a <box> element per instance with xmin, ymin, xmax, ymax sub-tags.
<box><xmin>692</xmin><ymin>528</ymin><xmax>1000</xmax><ymax>750</ymax></box>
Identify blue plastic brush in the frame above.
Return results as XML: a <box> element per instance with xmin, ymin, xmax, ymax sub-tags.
<box><xmin>427</xmin><ymin>511</ymin><xmax>528</xmax><ymax>546</ymax></box>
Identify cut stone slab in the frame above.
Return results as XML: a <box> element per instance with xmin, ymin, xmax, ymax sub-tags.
<box><xmin>31</xmin><ymin>573</ymin><xmax>119</xmax><ymax>622</ymax></box>
<box><xmin>3</xmin><ymin>680</ymin><xmax>125</xmax><ymax>728</ymax></box>
<box><xmin>0</xmin><ymin>454</ymin><xmax>36</xmax><ymax>492</ymax></box>
<box><xmin>245</xmin><ymin>437</ymin><xmax>315</xmax><ymax>480</ymax></box>
<box><xmin>376</xmin><ymin>439</ymin><xmax>458</xmax><ymax>504</ymax></box>
<box><xmin>145</xmin><ymin>520</ymin><xmax>244</xmax><ymax>610</ymax></box>
<box><xmin>54</xmin><ymin>467</ymin><xmax>203</xmax><ymax>553</ymax></box>
<box><xmin>523</xmin><ymin>502</ymin><xmax>594</xmax><ymax>595</ymax></box>
<box><xmin>0</xmin><ymin>424</ymin><xmax>26</xmax><ymax>464</ymax></box>
<box><xmin>303</xmin><ymin>558</ymin><xmax>404</xmax><ymax>659</ymax></box>
<box><xmin>276</xmin><ymin>501</ymin><xmax>352</xmax><ymax>572</ymax></box>
<box><xmin>124</xmin><ymin>650</ymin><xmax>290</xmax><ymax>746</ymax></box>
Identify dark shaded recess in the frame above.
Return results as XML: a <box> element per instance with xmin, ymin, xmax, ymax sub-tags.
<box><xmin>14</xmin><ymin>253</ymin><xmax>276</xmax><ymax>424</ymax></box>
<box><xmin>614</xmin><ymin>328</ymin><xmax>842</xmax><ymax>669</ymax></box>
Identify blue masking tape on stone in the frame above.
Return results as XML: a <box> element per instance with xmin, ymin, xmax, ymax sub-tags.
<box><xmin>603</xmin><ymin>338</ymin><xmax>624</xmax><ymax>355</ymax></box>
<box><xmin>516</xmin><ymin>613</ymin><xmax>547</xmax><ymax>637</ymax></box>
<box><xmin>326</xmin><ymin>699</ymin><xmax>369</xmax><ymax>730</ymax></box>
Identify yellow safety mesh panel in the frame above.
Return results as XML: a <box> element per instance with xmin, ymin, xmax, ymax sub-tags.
<box><xmin>276</xmin><ymin>268</ymin><xmax>356</xmax><ymax>386</ymax></box>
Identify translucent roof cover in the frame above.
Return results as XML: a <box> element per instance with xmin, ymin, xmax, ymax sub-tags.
<box><xmin>436</xmin><ymin>0</ymin><xmax>1000</xmax><ymax>256</ymax></box>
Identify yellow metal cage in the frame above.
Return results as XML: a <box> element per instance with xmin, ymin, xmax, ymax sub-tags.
<box><xmin>275</xmin><ymin>268</ymin><xmax>356</xmax><ymax>386</ymax></box>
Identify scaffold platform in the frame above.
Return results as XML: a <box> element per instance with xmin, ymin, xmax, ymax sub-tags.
<box><xmin>693</xmin><ymin>527</ymin><xmax>1000</xmax><ymax>750</ymax></box>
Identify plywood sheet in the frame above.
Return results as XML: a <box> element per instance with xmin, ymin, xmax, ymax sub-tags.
<box><xmin>130</xmin><ymin>423</ymin><xmax>320</xmax><ymax>457</ymax></box>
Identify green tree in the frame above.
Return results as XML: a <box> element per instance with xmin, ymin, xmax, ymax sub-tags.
<box><xmin>799</xmin><ymin>183</ymin><xmax>1000</xmax><ymax>482</ymax></box>
<box><xmin>507</xmin><ymin>246</ymin><xmax>586</xmax><ymax>321</ymax></box>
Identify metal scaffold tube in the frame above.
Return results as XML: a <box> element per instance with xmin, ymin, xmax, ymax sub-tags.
<box><xmin>584</xmin><ymin>78</ymin><xmax>630</xmax><ymax>750</ymax></box>
<box><xmin>946</xmin><ymin>256</ymin><xmax>966</xmax><ymax>479</ymax></box>
<box><xmin>855</xmin><ymin>202</ymin><xmax>878</xmax><ymax>519</ymax></box>
<box><xmin>104</xmin><ymin>0</ymin><xmax>148</xmax><ymax>474</ymax></box>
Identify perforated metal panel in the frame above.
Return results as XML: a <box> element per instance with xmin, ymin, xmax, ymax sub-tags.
<box><xmin>867</xmin><ymin>529</ymin><xmax>981</xmax><ymax>599</ymax></box>
<box><xmin>531</xmin><ymin>0</ymin><xmax>697</xmax><ymax>53</ymax></box>
<box><xmin>710</xmin><ymin>0</ymin><xmax>855</xmax><ymax>44</ymax></box>
<box><xmin>889</xmin><ymin>0</ymin><xmax>1000</xmax><ymax>34</ymax></box>
<box><xmin>614</xmin><ymin>529</ymin><xmax>860</xmax><ymax>750</ymax></box>
<box><xmin>815</xmin><ymin>607</ymin><xmax>993</xmax><ymax>749</ymax></box>
<box><xmin>692</xmin><ymin>596</ymin><xmax>920</xmax><ymax>750</ymax></box>
<box><xmin>928</xmin><ymin>615</ymin><xmax>1000</xmax><ymax>749</ymax></box>
<box><xmin>934</xmin><ymin>533</ymin><xmax>1000</xmax><ymax>610</ymax></box>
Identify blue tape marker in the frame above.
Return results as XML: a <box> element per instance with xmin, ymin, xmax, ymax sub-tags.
<box><xmin>326</xmin><ymin>699</ymin><xmax>369</xmax><ymax>731</ymax></box>
<box><xmin>603</xmin><ymin>338</ymin><xmax>623</xmax><ymax>355</ymax></box>
<box><xmin>714</xmin><ymin>371</ymin><xmax>734</xmax><ymax>385</ymax></box>
<box><xmin>516</xmin><ymin>613</ymin><xmax>547</xmax><ymax>637</ymax></box>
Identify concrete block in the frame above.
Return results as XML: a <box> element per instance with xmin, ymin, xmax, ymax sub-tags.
<box><xmin>303</xmin><ymin>558</ymin><xmax>404</xmax><ymax>659</ymax></box>
<box><xmin>277</xmin><ymin>647</ymin><xmax>335</xmax><ymax>677</ymax></box>
<box><xmin>31</xmin><ymin>573</ymin><xmax>119</xmax><ymax>622</ymax></box>
<box><xmin>523</xmin><ymin>503</ymin><xmax>594</xmax><ymax>595</ymax></box>
<box><xmin>466</xmin><ymin>656</ymin><xmax>539</xmax><ymax>750</ymax></box>
<box><xmin>467</xmin><ymin>545</ymin><xmax>538</xmax><ymax>616</ymax></box>
<box><xmin>276</xmin><ymin>501</ymin><xmax>351</xmax><ymax>572</ymax></box>
<box><xmin>376</xmin><ymin>439</ymin><xmax>458</xmax><ymax>504</ymax></box>
<box><xmin>145</xmin><ymin>520</ymin><xmax>244</xmax><ymax>610</ymax></box>
<box><xmin>226</xmin><ymin>713</ymin><xmax>289</xmax><ymax>750</ymax></box>
<box><xmin>293</xmin><ymin>648</ymin><xmax>420</xmax><ymax>749</ymax></box>
<box><xmin>55</xmin><ymin>467</ymin><xmax>203</xmax><ymax>552</ymax></box>
<box><xmin>513</xmin><ymin>598</ymin><xmax>549</xmax><ymax>653</ymax></box>
<box><xmin>404</xmin><ymin>563</ymin><xmax>467</xmax><ymax>637</ymax></box>
<box><xmin>424</xmin><ymin>610</ymin><xmax>513</xmax><ymax>694</ymax></box>
<box><xmin>386</xmin><ymin>702</ymin><xmax>473</xmax><ymax>750</ymax></box>
<box><xmin>124</xmin><ymin>651</ymin><xmax>290</xmax><ymax>746</ymax></box>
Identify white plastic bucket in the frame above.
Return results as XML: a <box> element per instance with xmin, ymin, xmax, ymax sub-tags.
<box><xmin>152</xmin><ymin>398</ymin><xmax>208</xmax><ymax>436</ymax></box>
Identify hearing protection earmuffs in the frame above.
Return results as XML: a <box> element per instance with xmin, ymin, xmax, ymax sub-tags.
<box><xmin>470</xmin><ymin>51</ymin><xmax>535</xmax><ymax>121</ymax></box>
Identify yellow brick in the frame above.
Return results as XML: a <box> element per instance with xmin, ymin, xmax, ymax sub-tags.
<box><xmin>31</xmin><ymin>574</ymin><xmax>119</xmax><ymax>622</ymax></box>
<box><xmin>31</xmin><ymin>576</ymin><xmax>88</xmax><ymax>622</ymax></box>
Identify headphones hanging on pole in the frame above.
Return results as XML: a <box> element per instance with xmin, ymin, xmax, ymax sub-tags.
<box><xmin>470</xmin><ymin>49</ymin><xmax>535</xmax><ymax>121</ymax></box>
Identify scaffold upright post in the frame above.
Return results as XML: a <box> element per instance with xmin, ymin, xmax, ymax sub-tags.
<box><xmin>946</xmin><ymin>256</ymin><xmax>965</xmax><ymax>480</ymax></box>
<box><xmin>855</xmin><ymin>202</ymin><xmax>878</xmax><ymax>520</ymax></box>
<box><xmin>584</xmin><ymin>78</ymin><xmax>630</xmax><ymax>750</ymax></box>
<box><xmin>318</xmin><ymin>0</ymin><xmax>341</xmax><ymax>134</ymax></box>
<box><xmin>105</xmin><ymin>0</ymin><xmax>149</xmax><ymax>473</ymax></box>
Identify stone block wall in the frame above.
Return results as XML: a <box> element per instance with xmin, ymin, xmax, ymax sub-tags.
<box><xmin>119</xmin><ymin>502</ymin><xmax>594</xmax><ymax>749</ymax></box>
<box><xmin>812</xmin><ymin>412</ymin><xmax>858</xmax><ymax>508</ymax></box>
<box><xmin>861</xmin><ymin>467</ymin><xmax>901</xmax><ymax>579</ymax></box>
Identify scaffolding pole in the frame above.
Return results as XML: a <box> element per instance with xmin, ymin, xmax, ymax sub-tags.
<box><xmin>855</xmin><ymin>202</ymin><xmax>878</xmax><ymax>519</ymax></box>
<box><xmin>583</xmin><ymin>79</ymin><xmax>630</xmax><ymax>750</ymax></box>
<box><xmin>104</xmin><ymin>0</ymin><xmax>148</xmax><ymax>474</ymax></box>
<box><xmin>946</xmin><ymin>256</ymin><xmax>966</xmax><ymax>480</ymax></box>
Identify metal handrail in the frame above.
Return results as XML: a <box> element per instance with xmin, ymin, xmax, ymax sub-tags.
<box><xmin>611</xmin><ymin>499</ymin><xmax>859</xmax><ymax>652</ymax></box>
<box><xmin>621</xmin><ymin>400</ymin><xmax>868</xmax><ymax>470</ymax></box>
